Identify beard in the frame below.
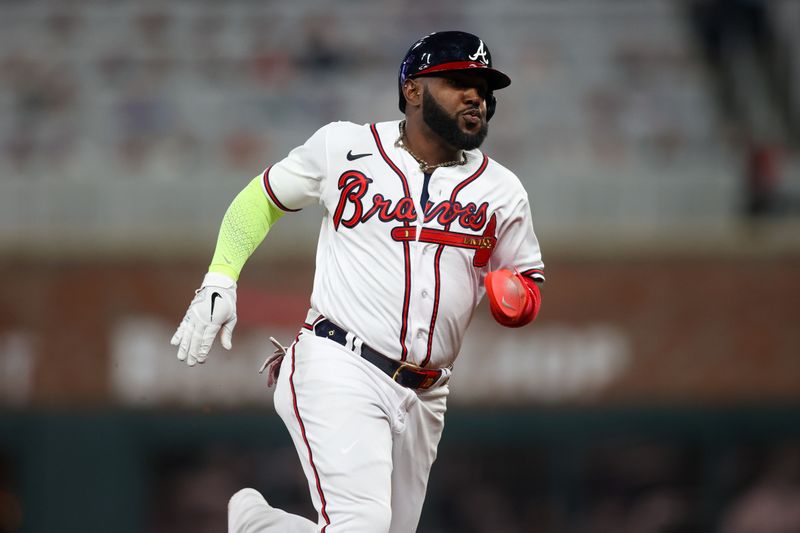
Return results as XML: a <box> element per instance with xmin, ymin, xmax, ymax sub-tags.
<box><xmin>422</xmin><ymin>88</ymin><xmax>488</xmax><ymax>151</ymax></box>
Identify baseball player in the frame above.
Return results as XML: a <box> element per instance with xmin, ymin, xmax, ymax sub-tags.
<box><xmin>171</xmin><ymin>31</ymin><xmax>545</xmax><ymax>533</ymax></box>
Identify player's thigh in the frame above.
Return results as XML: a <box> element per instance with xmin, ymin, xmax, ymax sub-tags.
<box><xmin>388</xmin><ymin>386</ymin><xmax>448</xmax><ymax>533</ymax></box>
<box><xmin>274</xmin><ymin>335</ymin><xmax>396</xmax><ymax>532</ymax></box>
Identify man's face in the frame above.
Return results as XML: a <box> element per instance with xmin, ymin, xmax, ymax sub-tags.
<box><xmin>421</xmin><ymin>72</ymin><xmax>490</xmax><ymax>151</ymax></box>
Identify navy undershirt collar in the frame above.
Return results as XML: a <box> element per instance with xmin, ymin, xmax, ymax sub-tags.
<box><xmin>420</xmin><ymin>172</ymin><xmax>432</xmax><ymax>214</ymax></box>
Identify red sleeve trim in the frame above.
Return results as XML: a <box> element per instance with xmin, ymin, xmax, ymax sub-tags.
<box><xmin>520</xmin><ymin>268</ymin><xmax>545</xmax><ymax>283</ymax></box>
<box><xmin>262</xmin><ymin>166</ymin><xmax>302</xmax><ymax>213</ymax></box>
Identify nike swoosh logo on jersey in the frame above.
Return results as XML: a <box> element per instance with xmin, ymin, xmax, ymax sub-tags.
<box><xmin>210</xmin><ymin>292</ymin><xmax>222</xmax><ymax>320</ymax></box>
<box><xmin>341</xmin><ymin>439</ymin><xmax>360</xmax><ymax>454</ymax></box>
<box><xmin>346</xmin><ymin>150</ymin><xmax>372</xmax><ymax>161</ymax></box>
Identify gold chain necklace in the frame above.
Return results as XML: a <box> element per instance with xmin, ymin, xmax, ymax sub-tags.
<box><xmin>394</xmin><ymin>120</ymin><xmax>467</xmax><ymax>173</ymax></box>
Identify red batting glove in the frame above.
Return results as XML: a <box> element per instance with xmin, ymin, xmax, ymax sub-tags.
<box><xmin>485</xmin><ymin>269</ymin><xmax>541</xmax><ymax>328</ymax></box>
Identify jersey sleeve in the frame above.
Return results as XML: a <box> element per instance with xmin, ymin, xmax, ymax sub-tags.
<box><xmin>260</xmin><ymin>123</ymin><xmax>333</xmax><ymax>211</ymax></box>
<box><xmin>489</xmin><ymin>194</ymin><xmax>545</xmax><ymax>283</ymax></box>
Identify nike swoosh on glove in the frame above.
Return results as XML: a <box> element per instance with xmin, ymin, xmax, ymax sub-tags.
<box><xmin>485</xmin><ymin>269</ymin><xmax>541</xmax><ymax>328</ymax></box>
<box><xmin>171</xmin><ymin>272</ymin><xmax>238</xmax><ymax>366</ymax></box>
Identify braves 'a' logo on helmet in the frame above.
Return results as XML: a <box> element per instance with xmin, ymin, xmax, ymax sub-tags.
<box><xmin>468</xmin><ymin>41</ymin><xmax>488</xmax><ymax>64</ymax></box>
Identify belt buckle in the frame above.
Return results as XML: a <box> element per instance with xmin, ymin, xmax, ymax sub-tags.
<box><xmin>391</xmin><ymin>362</ymin><xmax>414</xmax><ymax>383</ymax></box>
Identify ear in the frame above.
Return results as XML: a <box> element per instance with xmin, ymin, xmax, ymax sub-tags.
<box><xmin>402</xmin><ymin>78</ymin><xmax>423</xmax><ymax>108</ymax></box>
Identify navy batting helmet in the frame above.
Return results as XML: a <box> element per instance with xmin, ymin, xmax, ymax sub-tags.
<box><xmin>398</xmin><ymin>31</ymin><xmax>511</xmax><ymax>120</ymax></box>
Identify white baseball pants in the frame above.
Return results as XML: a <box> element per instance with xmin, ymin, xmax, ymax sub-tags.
<box><xmin>228</xmin><ymin>331</ymin><xmax>448</xmax><ymax>533</ymax></box>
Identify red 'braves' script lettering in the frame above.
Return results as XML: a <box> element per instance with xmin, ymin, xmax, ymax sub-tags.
<box><xmin>333</xmin><ymin>171</ymin><xmax>372</xmax><ymax>229</ymax></box>
<box><xmin>334</xmin><ymin>172</ymin><xmax>489</xmax><ymax>232</ymax></box>
<box><xmin>424</xmin><ymin>201</ymin><xmax>487</xmax><ymax>229</ymax></box>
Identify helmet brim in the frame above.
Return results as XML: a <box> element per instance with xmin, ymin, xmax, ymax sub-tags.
<box><xmin>412</xmin><ymin>61</ymin><xmax>511</xmax><ymax>90</ymax></box>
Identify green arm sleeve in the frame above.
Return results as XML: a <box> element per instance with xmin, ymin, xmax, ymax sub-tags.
<box><xmin>208</xmin><ymin>176</ymin><xmax>285</xmax><ymax>281</ymax></box>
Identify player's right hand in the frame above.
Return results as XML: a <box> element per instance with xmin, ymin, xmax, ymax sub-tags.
<box><xmin>170</xmin><ymin>272</ymin><xmax>238</xmax><ymax>367</ymax></box>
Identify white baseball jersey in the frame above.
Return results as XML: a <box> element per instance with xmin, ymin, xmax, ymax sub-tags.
<box><xmin>262</xmin><ymin>120</ymin><xmax>544</xmax><ymax>369</ymax></box>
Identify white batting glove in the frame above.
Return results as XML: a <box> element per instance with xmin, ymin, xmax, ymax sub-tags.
<box><xmin>170</xmin><ymin>272</ymin><xmax>238</xmax><ymax>367</ymax></box>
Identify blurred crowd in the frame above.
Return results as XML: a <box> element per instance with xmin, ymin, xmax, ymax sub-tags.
<box><xmin>4</xmin><ymin>0</ymin><xmax>771</xmax><ymax>239</ymax></box>
<box><xmin>0</xmin><ymin>2</ymin><xmax>724</xmax><ymax>181</ymax></box>
<box><xmin>0</xmin><ymin>2</ymin><xmax>365</xmax><ymax>180</ymax></box>
<box><xmin>2</xmin><ymin>0</ymin><xmax>800</xmax><ymax>239</ymax></box>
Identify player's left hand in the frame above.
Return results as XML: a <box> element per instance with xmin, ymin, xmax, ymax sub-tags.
<box><xmin>170</xmin><ymin>272</ymin><xmax>237</xmax><ymax>366</ymax></box>
<box><xmin>485</xmin><ymin>268</ymin><xmax>541</xmax><ymax>327</ymax></box>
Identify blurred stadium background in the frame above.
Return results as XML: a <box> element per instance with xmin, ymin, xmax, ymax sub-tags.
<box><xmin>1</xmin><ymin>0</ymin><xmax>799</xmax><ymax>532</ymax></box>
